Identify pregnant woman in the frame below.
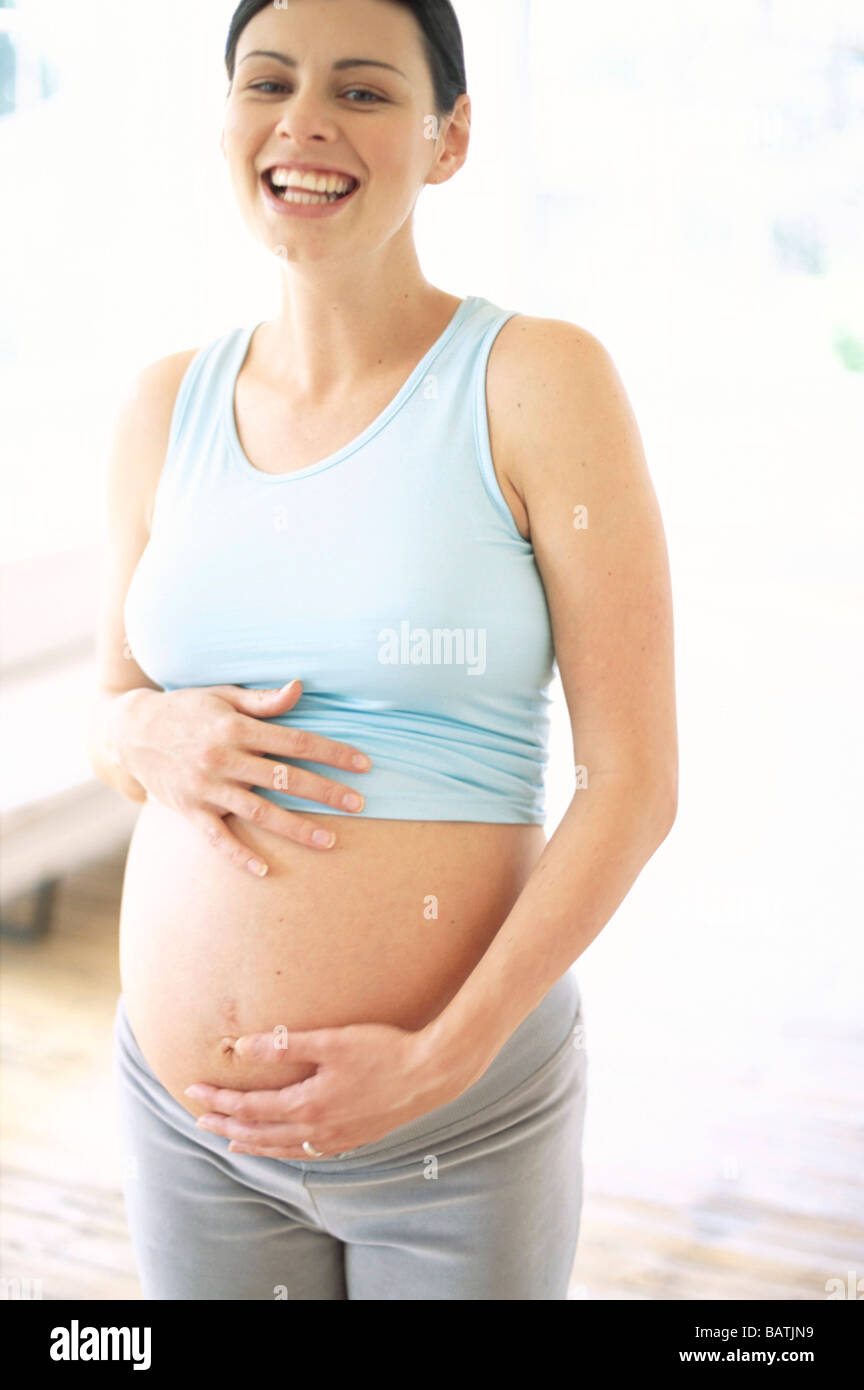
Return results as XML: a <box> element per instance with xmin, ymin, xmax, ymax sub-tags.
<box><xmin>87</xmin><ymin>0</ymin><xmax>677</xmax><ymax>1301</ymax></box>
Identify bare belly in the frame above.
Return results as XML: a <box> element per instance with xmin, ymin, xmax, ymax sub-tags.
<box><xmin>118</xmin><ymin>799</ymin><xmax>546</xmax><ymax>1120</ymax></box>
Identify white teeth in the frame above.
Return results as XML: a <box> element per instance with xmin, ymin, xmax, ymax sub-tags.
<box><xmin>268</xmin><ymin>168</ymin><xmax>355</xmax><ymax>195</ymax></box>
<box><xmin>275</xmin><ymin>188</ymin><xmax>346</xmax><ymax>204</ymax></box>
<box><xmin>278</xmin><ymin>190</ymin><xmax>341</xmax><ymax>204</ymax></box>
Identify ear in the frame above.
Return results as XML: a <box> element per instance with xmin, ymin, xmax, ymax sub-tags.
<box><xmin>425</xmin><ymin>95</ymin><xmax>470</xmax><ymax>189</ymax></box>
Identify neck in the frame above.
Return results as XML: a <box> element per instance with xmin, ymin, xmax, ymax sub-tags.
<box><xmin>256</xmin><ymin>242</ymin><xmax>458</xmax><ymax>399</ymax></box>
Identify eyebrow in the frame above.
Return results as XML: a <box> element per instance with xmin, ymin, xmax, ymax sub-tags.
<box><xmin>239</xmin><ymin>50</ymin><xmax>408</xmax><ymax>79</ymax></box>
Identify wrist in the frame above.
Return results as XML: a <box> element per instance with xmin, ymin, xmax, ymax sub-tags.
<box><xmin>105</xmin><ymin>687</ymin><xmax>160</xmax><ymax>776</ymax></box>
<box><xmin>412</xmin><ymin>1008</ymin><xmax>501</xmax><ymax>1101</ymax></box>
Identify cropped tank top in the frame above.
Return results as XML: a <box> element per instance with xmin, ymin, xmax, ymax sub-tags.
<box><xmin>123</xmin><ymin>295</ymin><xmax>556</xmax><ymax>823</ymax></box>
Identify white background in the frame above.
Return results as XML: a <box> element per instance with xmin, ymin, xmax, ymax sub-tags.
<box><xmin>1</xmin><ymin>0</ymin><xmax>862</xmax><ymax>1232</ymax></box>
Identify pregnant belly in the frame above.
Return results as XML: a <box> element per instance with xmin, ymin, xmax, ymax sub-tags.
<box><xmin>118</xmin><ymin>799</ymin><xmax>546</xmax><ymax>1120</ymax></box>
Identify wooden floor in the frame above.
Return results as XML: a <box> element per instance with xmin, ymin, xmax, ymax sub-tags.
<box><xmin>1</xmin><ymin>847</ymin><xmax>861</xmax><ymax>1301</ymax></box>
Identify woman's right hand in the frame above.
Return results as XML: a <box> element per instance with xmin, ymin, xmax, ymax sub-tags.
<box><xmin>108</xmin><ymin>678</ymin><xmax>371</xmax><ymax>875</ymax></box>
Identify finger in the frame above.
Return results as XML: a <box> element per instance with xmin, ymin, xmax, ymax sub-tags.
<box><xmin>219</xmin><ymin>758</ymin><xmax>367</xmax><ymax>815</ymax></box>
<box><xmin>229</xmin><ymin>1143</ymin><xmax>318</xmax><ymax>1159</ymax></box>
<box><xmin>232</xmin><ymin>717</ymin><xmax>372</xmax><ymax>776</ymax></box>
<box><xmin>229</xmin><ymin>1029</ymin><xmax>290</xmax><ymax>1063</ymax></box>
<box><xmin>184</xmin><ymin>1076</ymin><xmax>323</xmax><ymax>1121</ymax></box>
<box><xmin>208</xmin><ymin>680</ymin><xmax>303</xmax><ymax>717</ymax></box>
<box><xmin>183</xmin><ymin>1082</ymin><xmax>242</xmax><ymax>1108</ymax></box>
<box><xmin>188</xmin><ymin>809</ymin><xmax>273</xmax><ymax>878</ymax></box>
<box><xmin>198</xmin><ymin>1114</ymin><xmax>320</xmax><ymax>1147</ymax></box>
<box><xmin>231</xmin><ymin>1026</ymin><xmax>339</xmax><ymax>1064</ymax></box>
<box><xmin>234</xmin><ymin>1027</ymin><xmax>344</xmax><ymax>1067</ymax></box>
<box><xmin>203</xmin><ymin>784</ymin><xmax>340</xmax><ymax>850</ymax></box>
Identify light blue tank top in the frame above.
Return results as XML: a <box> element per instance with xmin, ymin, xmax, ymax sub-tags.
<box><xmin>124</xmin><ymin>295</ymin><xmax>556</xmax><ymax>822</ymax></box>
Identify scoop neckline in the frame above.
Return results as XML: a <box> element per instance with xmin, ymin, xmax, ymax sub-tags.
<box><xmin>223</xmin><ymin>294</ymin><xmax>481</xmax><ymax>483</ymax></box>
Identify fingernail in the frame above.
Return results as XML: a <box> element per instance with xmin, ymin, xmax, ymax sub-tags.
<box><xmin>352</xmin><ymin>754</ymin><xmax>371</xmax><ymax>770</ymax></box>
<box><xmin>342</xmin><ymin>792</ymin><xmax>363</xmax><ymax>811</ymax></box>
<box><xmin>313</xmin><ymin>829</ymin><xmax>335</xmax><ymax>847</ymax></box>
<box><xmin>247</xmin><ymin>858</ymin><xmax>268</xmax><ymax>876</ymax></box>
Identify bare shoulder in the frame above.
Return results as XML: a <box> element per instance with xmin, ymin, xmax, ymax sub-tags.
<box><xmin>486</xmin><ymin>313</ymin><xmax>643</xmax><ymax>513</ymax></box>
<box><xmin>107</xmin><ymin>346</ymin><xmax>201</xmax><ymax>534</ymax></box>
<box><xmin>489</xmin><ymin>312</ymin><xmax>607</xmax><ymax>377</ymax></box>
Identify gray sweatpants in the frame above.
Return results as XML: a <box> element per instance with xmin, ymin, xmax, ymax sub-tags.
<box><xmin>112</xmin><ymin>969</ymin><xmax>588</xmax><ymax>1300</ymax></box>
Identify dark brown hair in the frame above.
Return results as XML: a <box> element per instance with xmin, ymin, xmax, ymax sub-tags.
<box><xmin>226</xmin><ymin>0</ymin><xmax>467</xmax><ymax>117</ymax></box>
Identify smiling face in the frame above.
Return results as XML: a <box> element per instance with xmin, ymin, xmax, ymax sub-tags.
<box><xmin>221</xmin><ymin>0</ymin><xmax>468</xmax><ymax>263</ymax></box>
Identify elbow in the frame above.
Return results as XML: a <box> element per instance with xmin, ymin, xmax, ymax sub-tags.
<box><xmin>658</xmin><ymin>797</ymin><xmax>677</xmax><ymax>843</ymax></box>
<box><xmin>653</xmin><ymin>776</ymin><xmax>678</xmax><ymax>844</ymax></box>
<box><xmin>629</xmin><ymin>760</ymin><xmax>677</xmax><ymax>846</ymax></box>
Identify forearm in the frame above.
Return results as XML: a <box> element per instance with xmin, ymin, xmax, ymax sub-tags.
<box><xmin>84</xmin><ymin>687</ymin><xmax>159</xmax><ymax>803</ymax></box>
<box><xmin>422</xmin><ymin>774</ymin><xmax>676</xmax><ymax>1081</ymax></box>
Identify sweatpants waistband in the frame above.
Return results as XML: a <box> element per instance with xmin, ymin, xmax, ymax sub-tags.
<box><xmin>113</xmin><ymin>968</ymin><xmax>582</xmax><ymax>1170</ymax></box>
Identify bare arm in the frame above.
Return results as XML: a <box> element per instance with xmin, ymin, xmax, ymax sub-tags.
<box><xmin>85</xmin><ymin>351</ymin><xmax>194</xmax><ymax>801</ymax></box>
<box><xmin>423</xmin><ymin>318</ymin><xmax>678</xmax><ymax>1077</ymax></box>
<box><xmin>85</xmin><ymin>349</ymin><xmax>374</xmax><ymax>874</ymax></box>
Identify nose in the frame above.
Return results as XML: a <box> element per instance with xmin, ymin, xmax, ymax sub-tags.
<box><xmin>272</xmin><ymin>81</ymin><xmax>339</xmax><ymax>144</ymax></box>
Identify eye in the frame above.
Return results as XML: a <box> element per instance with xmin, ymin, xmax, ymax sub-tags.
<box><xmin>342</xmin><ymin>88</ymin><xmax>386</xmax><ymax>104</ymax></box>
<box><xmin>248</xmin><ymin>81</ymin><xmax>288</xmax><ymax>94</ymax></box>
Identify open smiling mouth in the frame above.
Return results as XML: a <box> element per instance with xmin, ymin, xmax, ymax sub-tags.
<box><xmin>262</xmin><ymin>169</ymin><xmax>360</xmax><ymax>205</ymax></box>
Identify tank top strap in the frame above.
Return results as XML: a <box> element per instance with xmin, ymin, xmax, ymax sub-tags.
<box><xmin>433</xmin><ymin>295</ymin><xmax>522</xmax><ymax>389</ymax></box>
<box><xmin>399</xmin><ymin>295</ymin><xmax>527</xmax><ymax>545</ymax></box>
<box><xmin>153</xmin><ymin>325</ymin><xmax>254</xmax><ymax>520</ymax></box>
<box><xmin>167</xmin><ymin>328</ymin><xmax>241</xmax><ymax>451</ymax></box>
<box><xmin>466</xmin><ymin>300</ymin><xmax>524</xmax><ymax>533</ymax></box>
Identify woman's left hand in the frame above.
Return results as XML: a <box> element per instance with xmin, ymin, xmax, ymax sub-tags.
<box><xmin>183</xmin><ymin>1020</ymin><xmax>479</xmax><ymax>1158</ymax></box>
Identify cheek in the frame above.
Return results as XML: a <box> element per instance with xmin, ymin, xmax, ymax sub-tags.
<box><xmin>363</xmin><ymin>123</ymin><xmax>431</xmax><ymax>190</ymax></box>
<box><xmin>222</xmin><ymin>104</ymin><xmax>260</xmax><ymax>164</ymax></box>
<box><xmin>222</xmin><ymin>103</ymin><xmax>243</xmax><ymax>142</ymax></box>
